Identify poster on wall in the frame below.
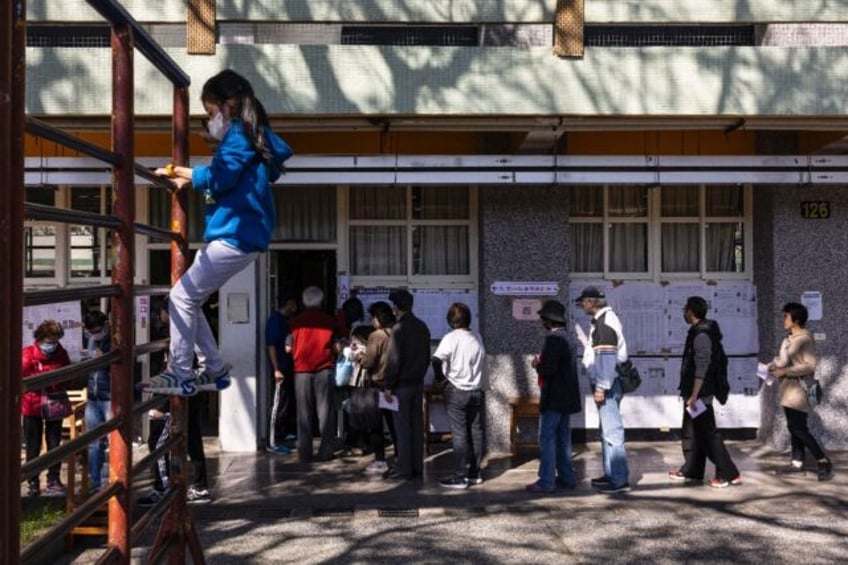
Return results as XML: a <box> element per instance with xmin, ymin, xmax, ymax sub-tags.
<box><xmin>355</xmin><ymin>288</ymin><xmax>479</xmax><ymax>341</ymax></box>
<box><xmin>22</xmin><ymin>301</ymin><xmax>84</xmax><ymax>362</ymax></box>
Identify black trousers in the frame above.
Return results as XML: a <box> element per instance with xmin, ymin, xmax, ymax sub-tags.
<box><xmin>370</xmin><ymin>408</ymin><xmax>397</xmax><ymax>462</ymax></box>
<box><xmin>23</xmin><ymin>415</ymin><xmax>62</xmax><ymax>487</ymax></box>
<box><xmin>679</xmin><ymin>403</ymin><xmax>739</xmax><ymax>481</ymax></box>
<box><xmin>148</xmin><ymin>395</ymin><xmax>207</xmax><ymax>491</ymax></box>
<box><xmin>391</xmin><ymin>385</ymin><xmax>424</xmax><ymax>477</ymax></box>
<box><xmin>269</xmin><ymin>374</ymin><xmax>297</xmax><ymax>446</ymax></box>
<box><xmin>784</xmin><ymin>406</ymin><xmax>826</xmax><ymax>462</ymax></box>
<box><xmin>445</xmin><ymin>386</ymin><xmax>485</xmax><ymax>478</ymax></box>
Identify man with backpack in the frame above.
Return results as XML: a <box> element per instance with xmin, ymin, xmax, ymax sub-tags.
<box><xmin>669</xmin><ymin>296</ymin><xmax>741</xmax><ymax>488</ymax></box>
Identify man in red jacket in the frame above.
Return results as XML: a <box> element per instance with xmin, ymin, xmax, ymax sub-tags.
<box><xmin>286</xmin><ymin>286</ymin><xmax>341</xmax><ymax>465</ymax></box>
<box><xmin>21</xmin><ymin>319</ymin><xmax>72</xmax><ymax>497</ymax></box>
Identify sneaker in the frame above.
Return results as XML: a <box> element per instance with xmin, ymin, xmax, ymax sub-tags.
<box><xmin>284</xmin><ymin>434</ymin><xmax>297</xmax><ymax>441</ymax></box>
<box><xmin>709</xmin><ymin>475</ymin><xmax>743</xmax><ymax>488</ymax></box>
<box><xmin>195</xmin><ymin>364</ymin><xmax>232</xmax><ymax>392</ymax></box>
<box><xmin>590</xmin><ymin>476</ymin><xmax>613</xmax><ymax>488</ymax></box>
<box><xmin>598</xmin><ymin>483</ymin><xmax>631</xmax><ymax>494</ymax></box>
<box><xmin>136</xmin><ymin>489</ymin><xmax>164</xmax><ymax>507</ymax></box>
<box><xmin>465</xmin><ymin>476</ymin><xmax>484</xmax><ymax>486</ymax></box>
<box><xmin>555</xmin><ymin>477</ymin><xmax>576</xmax><ymax>490</ymax></box>
<box><xmin>365</xmin><ymin>460</ymin><xmax>389</xmax><ymax>475</ymax></box>
<box><xmin>26</xmin><ymin>484</ymin><xmax>40</xmax><ymax>497</ymax></box>
<box><xmin>186</xmin><ymin>485</ymin><xmax>211</xmax><ymax>504</ymax></box>
<box><xmin>775</xmin><ymin>463</ymin><xmax>806</xmax><ymax>477</ymax></box>
<box><xmin>525</xmin><ymin>481</ymin><xmax>555</xmax><ymax>494</ymax></box>
<box><xmin>266</xmin><ymin>444</ymin><xmax>291</xmax><ymax>455</ymax></box>
<box><xmin>817</xmin><ymin>460</ymin><xmax>834</xmax><ymax>482</ymax></box>
<box><xmin>668</xmin><ymin>469</ymin><xmax>701</xmax><ymax>484</ymax></box>
<box><xmin>439</xmin><ymin>476</ymin><xmax>469</xmax><ymax>490</ymax></box>
<box><xmin>138</xmin><ymin>371</ymin><xmax>197</xmax><ymax>396</ymax></box>
<box><xmin>45</xmin><ymin>480</ymin><xmax>66</xmax><ymax>497</ymax></box>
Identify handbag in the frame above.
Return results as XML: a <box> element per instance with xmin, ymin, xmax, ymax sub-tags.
<box><xmin>800</xmin><ymin>377</ymin><xmax>823</xmax><ymax>408</ymax></box>
<box><xmin>334</xmin><ymin>352</ymin><xmax>355</xmax><ymax>387</ymax></box>
<box><xmin>41</xmin><ymin>390</ymin><xmax>73</xmax><ymax>420</ymax></box>
<box><xmin>615</xmin><ymin>360</ymin><xmax>642</xmax><ymax>394</ymax></box>
<box><xmin>346</xmin><ymin>386</ymin><xmax>381</xmax><ymax>431</ymax></box>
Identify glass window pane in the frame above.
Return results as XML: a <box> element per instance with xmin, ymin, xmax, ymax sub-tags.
<box><xmin>662</xmin><ymin>223</ymin><xmax>699</xmax><ymax>272</ymax></box>
<box><xmin>609</xmin><ymin>223</ymin><xmax>648</xmax><ymax>272</ymax></box>
<box><xmin>608</xmin><ymin>185</ymin><xmax>647</xmax><ymax>217</ymax></box>
<box><xmin>350</xmin><ymin>186</ymin><xmax>406</xmax><ymax>220</ymax></box>
<box><xmin>350</xmin><ymin>226</ymin><xmax>406</xmax><ymax>276</ymax></box>
<box><xmin>70</xmin><ymin>186</ymin><xmax>101</xmax><ymax>213</ymax></box>
<box><xmin>570</xmin><ymin>223</ymin><xmax>603</xmax><ymax>272</ymax></box>
<box><xmin>412</xmin><ymin>226</ymin><xmax>469</xmax><ymax>275</ymax></box>
<box><xmin>570</xmin><ymin>186</ymin><xmax>603</xmax><ymax>217</ymax></box>
<box><xmin>274</xmin><ymin>186</ymin><xmax>336</xmax><ymax>242</ymax></box>
<box><xmin>26</xmin><ymin>186</ymin><xmax>56</xmax><ymax>205</ymax></box>
<box><xmin>661</xmin><ymin>186</ymin><xmax>699</xmax><ymax>217</ymax></box>
<box><xmin>707</xmin><ymin>222</ymin><xmax>744</xmax><ymax>272</ymax></box>
<box><xmin>706</xmin><ymin>185</ymin><xmax>744</xmax><ymax>217</ymax></box>
<box><xmin>25</xmin><ymin>225</ymin><xmax>56</xmax><ymax>278</ymax></box>
<box><xmin>412</xmin><ymin>186</ymin><xmax>468</xmax><ymax>219</ymax></box>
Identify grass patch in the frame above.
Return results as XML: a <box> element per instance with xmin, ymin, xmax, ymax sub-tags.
<box><xmin>21</xmin><ymin>497</ymin><xmax>65</xmax><ymax>545</ymax></box>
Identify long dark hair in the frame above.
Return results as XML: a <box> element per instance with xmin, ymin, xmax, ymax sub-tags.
<box><xmin>201</xmin><ymin>70</ymin><xmax>273</xmax><ymax>162</ymax></box>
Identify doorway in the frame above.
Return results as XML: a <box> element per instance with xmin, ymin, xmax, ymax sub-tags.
<box><xmin>269</xmin><ymin>250</ymin><xmax>338</xmax><ymax>315</ymax></box>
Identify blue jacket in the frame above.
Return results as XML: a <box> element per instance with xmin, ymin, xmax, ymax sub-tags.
<box><xmin>191</xmin><ymin>120</ymin><xmax>293</xmax><ymax>252</ymax></box>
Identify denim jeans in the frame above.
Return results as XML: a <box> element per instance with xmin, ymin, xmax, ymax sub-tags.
<box><xmin>445</xmin><ymin>386</ymin><xmax>484</xmax><ymax>478</ymax></box>
<box><xmin>537</xmin><ymin>409</ymin><xmax>575</xmax><ymax>489</ymax></box>
<box><xmin>169</xmin><ymin>240</ymin><xmax>258</xmax><ymax>379</ymax></box>
<box><xmin>596</xmin><ymin>378</ymin><xmax>629</xmax><ymax>486</ymax></box>
<box><xmin>85</xmin><ymin>399</ymin><xmax>111</xmax><ymax>488</ymax></box>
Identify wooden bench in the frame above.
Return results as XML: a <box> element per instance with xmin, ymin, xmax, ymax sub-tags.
<box><xmin>508</xmin><ymin>396</ymin><xmax>540</xmax><ymax>455</ymax></box>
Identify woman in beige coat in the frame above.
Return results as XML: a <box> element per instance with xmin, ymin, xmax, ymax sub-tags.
<box><xmin>767</xmin><ymin>302</ymin><xmax>833</xmax><ymax>481</ymax></box>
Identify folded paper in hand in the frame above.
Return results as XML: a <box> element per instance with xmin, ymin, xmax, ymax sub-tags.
<box><xmin>379</xmin><ymin>394</ymin><xmax>399</xmax><ymax>412</ymax></box>
<box><xmin>686</xmin><ymin>398</ymin><xmax>708</xmax><ymax>419</ymax></box>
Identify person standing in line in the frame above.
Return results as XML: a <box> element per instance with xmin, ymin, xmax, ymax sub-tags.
<box><xmin>287</xmin><ymin>286</ymin><xmax>341</xmax><ymax>465</ymax></box>
<box><xmin>768</xmin><ymin>302</ymin><xmax>833</xmax><ymax>481</ymax></box>
<box><xmin>265</xmin><ymin>287</ymin><xmax>299</xmax><ymax>455</ymax></box>
<box><xmin>668</xmin><ymin>296</ymin><xmax>742</xmax><ymax>488</ymax></box>
<box><xmin>146</xmin><ymin>69</ymin><xmax>293</xmax><ymax>396</ymax></box>
<box><xmin>21</xmin><ymin>320</ymin><xmax>72</xmax><ymax>497</ymax></box>
<box><xmin>357</xmin><ymin>301</ymin><xmax>398</xmax><ymax>476</ymax></box>
<box><xmin>83</xmin><ymin>310</ymin><xmax>111</xmax><ymax>491</ymax></box>
<box><xmin>576</xmin><ymin>286</ymin><xmax>631</xmax><ymax>494</ymax></box>
<box><xmin>433</xmin><ymin>302</ymin><xmax>487</xmax><ymax>490</ymax></box>
<box><xmin>383</xmin><ymin>289</ymin><xmax>431</xmax><ymax>481</ymax></box>
<box><xmin>526</xmin><ymin>300</ymin><xmax>582</xmax><ymax>494</ymax></box>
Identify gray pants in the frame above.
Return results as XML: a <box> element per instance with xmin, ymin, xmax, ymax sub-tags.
<box><xmin>391</xmin><ymin>385</ymin><xmax>424</xmax><ymax>477</ymax></box>
<box><xmin>295</xmin><ymin>369</ymin><xmax>337</xmax><ymax>463</ymax></box>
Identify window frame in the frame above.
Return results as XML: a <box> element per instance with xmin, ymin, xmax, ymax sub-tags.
<box><xmin>569</xmin><ymin>184</ymin><xmax>752</xmax><ymax>281</ymax></box>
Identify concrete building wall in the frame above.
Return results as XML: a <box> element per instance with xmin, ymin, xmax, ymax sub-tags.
<box><xmin>479</xmin><ymin>185</ymin><xmax>570</xmax><ymax>453</ymax></box>
<box><xmin>756</xmin><ymin>183</ymin><xmax>848</xmax><ymax>453</ymax></box>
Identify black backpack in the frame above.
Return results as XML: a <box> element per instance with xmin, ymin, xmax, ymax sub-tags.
<box><xmin>712</xmin><ymin>336</ymin><xmax>730</xmax><ymax>405</ymax></box>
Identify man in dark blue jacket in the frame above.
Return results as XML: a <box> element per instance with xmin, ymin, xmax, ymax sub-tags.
<box><xmin>84</xmin><ymin>310</ymin><xmax>111</xmax><ymax>490</ymax></box>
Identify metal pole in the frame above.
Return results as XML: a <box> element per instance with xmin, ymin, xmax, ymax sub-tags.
<box><xmin>0</xmin><ymin>0</ymin><xmax>25</xmax><ymax>561</ymax></box>
<box><xmin>108</xmin><ymin>21</ymin><xmax>135</xmax><ymax>560</ymax></box>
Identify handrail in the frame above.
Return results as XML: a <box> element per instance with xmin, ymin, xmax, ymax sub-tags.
<box><xmin>134</xmin><ymin>284</ymin><xmax>173</xmax><ymax>297</ymax></box>
<box><xmin>24</xmin><ymin>202</ymin><xmax>123</xmax><ymax>228</ymax></box>
<box><xmin>134</xmin><ymin>222</ymin><xmax>185</xmax><ymax>244</ymax></box>
<box><xmin>21</xmin><ymin>349</ymin><xmax>121</xmax><ymax>392</ymax></box>
<box><xmin>24</xmin><ymin>285</ymin><xmax>121</xmax><ymax>307</ymax></box>
<box><xmin>85</xmin><ymin>0</ymin><xmax>191</xmax><ymax>87</ymax></box>
<box><xmin>19</xmin><ymin>416</ymin><xmax>122</xmax><ymax>480</ymax></box>
<box><xmin>25</xmin><ymin>116</ymin><xmax>123</xmax><ymax>165</ymax></box>
<box><xmin>133</xmin><ymin>163</ymin><xmax>179</xmax><ymax>192</ymax></box>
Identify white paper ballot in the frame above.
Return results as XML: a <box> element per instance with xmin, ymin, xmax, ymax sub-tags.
<box><xmin>756</xmin><ymin>362</ymin><xmax>775</xmax><ymax>386</ymax></box>
<box><xmin>686</xmin><ymin>398</ymin><xmax>708</xmax><ymax>419</ymax></box>
<box><xmin>379</xmin><ymin>394</ymin><xmax>399</xmax><ymax>412</ymax></box>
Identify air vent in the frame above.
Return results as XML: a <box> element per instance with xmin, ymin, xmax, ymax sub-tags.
<box><xmin>27</xmin><ymin>25</ymin><xmax>111</xmax><ymax>48</ymax></box>
<box><xmin>586</xmin><ymin>25</ymin><xmax>755</xmax><ymax>47</ymax></box>
<box><xmin>341</xmin><ymin>25</ymin><xmax>479</xmax><ymax>46</ymax></box>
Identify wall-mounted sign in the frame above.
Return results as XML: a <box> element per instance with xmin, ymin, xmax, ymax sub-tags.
<box><xmin>512</xmin><ymin>299</ymin><xmax>542</xmax><ymax>321</ymax></box>
<box><xmin>800</xmin><ymin>201</ymin><xmax>830</xmax><ymax>219</ymax></box>
<box><xmin>801</xmin><ymin>291</ymin><xmax>823</xmax><ymax>321</ymax></box>
<box><xmin>491</xmin><ymin>281</ymin><xmax>559</xmax><ymax>296</ymax></box>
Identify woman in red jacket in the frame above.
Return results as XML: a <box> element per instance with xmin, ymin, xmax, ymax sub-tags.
<box><xmin>21</xmin><ymin>319</ymin><xmax>71</xmax><ymax>497</ymax></box>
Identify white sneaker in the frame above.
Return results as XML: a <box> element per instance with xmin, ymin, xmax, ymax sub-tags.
<box><xmin>365</xmin><ymin>460</ymin><xmax>389</xmax><ymax>475</ymax></box>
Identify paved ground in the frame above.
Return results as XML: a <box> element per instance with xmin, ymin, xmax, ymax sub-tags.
<box><xmin>58</xmin><ymin>439</ymin><xmax>848</xmax><ymax>564</ymax></box>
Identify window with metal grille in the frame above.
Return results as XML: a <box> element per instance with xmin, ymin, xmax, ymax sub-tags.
<box><xmin>341</xmin><ymin>25</ymin><xmax>479</xmax><ymax>46</ymax></box>
<box><xmin>27</xmin><ymin>25</ymin><xmax>111</xmax><ymax>48</ymax></box>
<box><xmin>586</xmin><ymin>25</ymin><xmax>755</xmax><ymax>47</ymax></box>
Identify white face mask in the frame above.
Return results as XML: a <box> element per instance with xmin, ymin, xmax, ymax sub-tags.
<box><xmin>206</xmin><ymin>111</ymin><xmax>231</xmax><ymax>141</ymax></box>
